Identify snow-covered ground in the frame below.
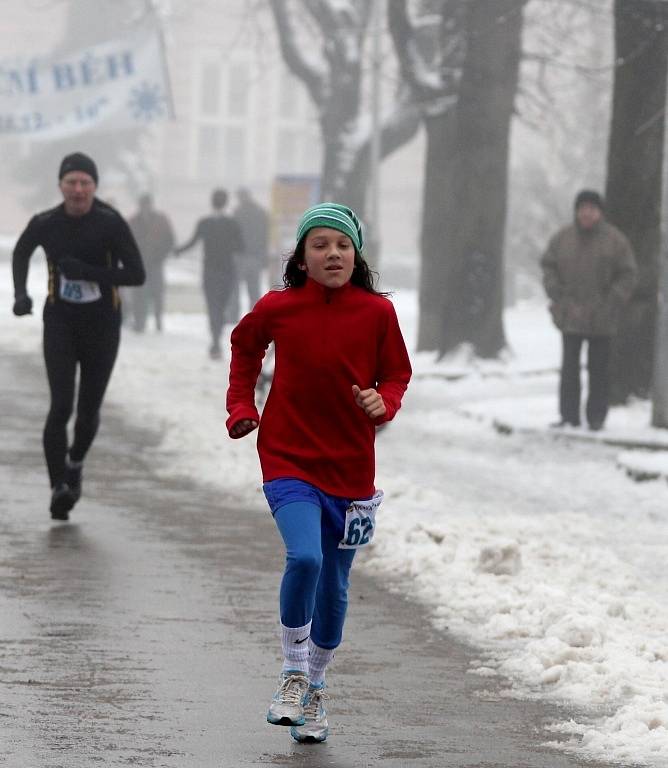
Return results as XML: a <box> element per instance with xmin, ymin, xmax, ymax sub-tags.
<box><xmin>3</xmin><ymin>251</ymin><xmax>668</xmax><ymax>767</ymax></box>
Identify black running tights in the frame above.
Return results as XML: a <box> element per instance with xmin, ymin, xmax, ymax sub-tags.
<box><xmin>42</xmin><ymin>310</ymin><xmax>120</xmax><ymax>487</ymax></box>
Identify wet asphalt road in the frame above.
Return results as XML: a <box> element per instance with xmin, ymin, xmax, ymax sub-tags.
<box><xmin>0</xmin><ymin>350</ymin><xmax>621</xmax><ymax>768</ymax></box>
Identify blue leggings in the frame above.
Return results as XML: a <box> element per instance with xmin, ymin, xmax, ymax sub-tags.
<box><xmin>264</xmin><ymin>478</ymin><xmax>357</xmax><ymax>650</ymax></box>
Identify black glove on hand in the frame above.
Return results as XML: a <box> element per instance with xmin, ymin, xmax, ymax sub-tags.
<box><xmin>59</xmin><ymin>257</ymin><xmax>90</xmax><ymax>280</ymax></box>
<box><xmin>13</xmin><ymin>294</ymin><xmax>33</xmax><ymax>316</ymax></box>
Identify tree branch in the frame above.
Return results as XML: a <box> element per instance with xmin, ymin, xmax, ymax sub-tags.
<box><xmin>347</xmin><ymin>89</ymin><xmax>424</xmax><ymax>180</ymax></box>
<box><xmin>303</xmin><ymin>0</ymin><xmax>370</xmax><ymax>70</ymax></box>
<box><xmin>268</xmin><ymin>0</ymin><xmax>328</xmax><ymax>107</ymax></box>
<box><xmin>387</xmin><ymin>0</ymin><xmax>461</xmax><ymax>106</ymax></box>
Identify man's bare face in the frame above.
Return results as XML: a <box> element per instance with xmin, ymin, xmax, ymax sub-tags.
<box><xmin>59</xmin><ymin>171</ymin><xmax>96</xmax><ymax>217</ymax></box>
<box><xmin>576</xmin><ymin>202</ymin><xmax>602</xmax><ymax>230</ymax></box>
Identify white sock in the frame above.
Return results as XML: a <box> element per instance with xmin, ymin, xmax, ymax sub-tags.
<box><xmin>66</xmin><ymin>455</ymin><xmax>83</xmax><ymax>469</ymax></box>
<box><xmin>281</xmin><ymin>621</ymin><xmax>311</xmax><ymax>675</ymax></box>
<box><xmin>308</xmin><ymin>639</ymin><xmax>335</xmax><ymax>686</ymax></box>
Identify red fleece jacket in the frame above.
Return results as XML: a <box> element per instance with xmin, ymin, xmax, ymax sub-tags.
<box><xmin>226</xmin><ymin>278</ymin><xmax>412</xmax><ymax>498</ymax></box>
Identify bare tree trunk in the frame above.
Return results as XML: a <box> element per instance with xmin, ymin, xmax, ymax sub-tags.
<box><xmin>652</xmin><ymin>56</ymin><xmax>668</xmax><ymax>427</ymax></box>
<box><xmin>606</xmin><ymin>0</ymin><xmax>668</xmax><ymax>403</ymax></box>
<box><xmin>653</xmin><ymin>230</ymin><xmax>668</xmax><ymax>425</ymax></box>
<box><xmin>385</xmin><ymin>0</ymin><xmax>465</xmax><ymax>351</ymax></box>
<box><xmin>418</xmin><ymin>111</ymin><xmax>457</xmax><ymax>350</ymax></box>
<box><xmin>437</xmin><ymin>0</ymin><xmax>525</xmax><ymax>358</ymax></box>
<box><xmin>318</xmin><ymin>43</ymin><xmax>365</xmax><ymax>200</ymax></box>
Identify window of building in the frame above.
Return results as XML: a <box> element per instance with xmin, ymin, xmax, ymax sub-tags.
<box><xmin>279</xmin><ymin>70</ymin><xmax>308</xmax><ymax>120</ymax></box>
<box><xmin>200</xmin><ymin>61</ymin><xmax>221</xmax><ymax>117</ymax></box>
<box><xmin>197</xmin><ymin>124</ymin><xmax>220</xmax><ymax>179</ymax></box>
<box><xmin>227</xmin><ymin>62</ymin><xmax>249</xmax><ymax>117</ymax></box>
<box><xmin>224</xmin><ymin>123</ymin><xmax>246</xmax><ymax>184</ymax></box>
<box><xmin>276</xmin><ymin>128</ymin><xmax>300</xmax><ymax>174</ymax></box>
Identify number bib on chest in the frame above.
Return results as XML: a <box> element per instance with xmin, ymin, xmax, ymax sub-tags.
<box><xmin>59</xmin><ymin>275</ymin><xmax>102</xmax><ymax>304</ymax></box>
<box><xmin>338</xmin><ymin>490</ymin><xmax>384</xmax><ymax>550</ymax></box>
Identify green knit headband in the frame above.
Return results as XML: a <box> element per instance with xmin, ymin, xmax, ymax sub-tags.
<box><xmin>295</xmin><ymin>203</ymin><xmax>364</xmax><ymax>253</ymax></box>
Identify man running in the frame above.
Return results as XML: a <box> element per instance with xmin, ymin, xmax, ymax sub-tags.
<box><xmin>12</xmin><ymin>152</ymin><xmax>145</xmax><ymax>521</ymax></box>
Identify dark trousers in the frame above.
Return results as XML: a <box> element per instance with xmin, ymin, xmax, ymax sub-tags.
<box><xmin>228</xmin><ymin>257</ymin><xmax>262</xmax><ymax>322</ymax></box>
<box><xmin>42</xmin><ymin>307</ymin><xmax>120</xmax><ymax>487</ymax></box>
<box><xmin>560</xmin><ymin>333</ymin><xmax>611</xmax><ymax>427</ymax></box>
<box><xmin>132</xmin><ymin>267</ymin><xmax>165</xmax><ymax>332</ymax></box>
<box><xmin>203</xmin><ymin>277</ymin><xmax>236</xmax><ymax>348</ymax></box>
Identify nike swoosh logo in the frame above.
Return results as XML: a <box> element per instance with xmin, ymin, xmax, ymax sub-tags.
<box><xmin>294</xmin><ymin>636</ymin><xmax>309</xmax><ymax>644</ymax></box>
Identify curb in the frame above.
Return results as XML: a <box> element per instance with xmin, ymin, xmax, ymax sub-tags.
<box><xmin>457</xmin><ymin>408</ymin><xmax>668</xmax><ymax>452</ymax></box>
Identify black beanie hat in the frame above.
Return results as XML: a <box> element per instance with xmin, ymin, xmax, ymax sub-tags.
<box><xmin>574</xmin><ymin>189</ymin><xmax>603</xmax><ymax>211</ymax></box>
<box><xmin>58</xmin><ymin>152</ymin><xmax>98</xmax><ymax>184</ymax></box>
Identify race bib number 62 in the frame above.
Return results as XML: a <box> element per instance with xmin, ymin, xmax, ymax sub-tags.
<box><xmin>338</xmin><ymin>490</ymin><xmax>384</xmax><ymax>550</ymax></box>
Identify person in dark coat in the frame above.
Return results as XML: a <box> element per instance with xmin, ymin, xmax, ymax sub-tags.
<box><xmin>541</xmin><ymin>189</ymin><xmax>637</xmax><ymax>430</ymax></box>
<box><xmin>128</xmin><ymin>194</ymin><xmax>175</xmax><ymax>332</ymax></box>
<box><xmin>230</xmin><ymin>187</ymin><xmax>269</xmax><ymax>316</ymax></box>
<box><xmin>175</xmin><ymin>188</ymin><xmax>244</xmax><ymax>359</ymax></box>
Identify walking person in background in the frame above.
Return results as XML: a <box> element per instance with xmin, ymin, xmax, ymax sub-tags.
<box><xmin>127</xmin><ymin>193</ymin><xmax>175</xmax><ymax>333</ymax></box>
<box><xmin>541</xmin><ymin>189</ymin><xmax>637</xmax><ymax>431</ymax></box>
<box><xmin>230</xmin><ymin>187</ymin><xmax>269</xmax><ymax>317</ymax></box>
<box><xmin>226</xmin><ymin>203</ymin><xmax>412</xmax><ymax>743</ymax></box>
<box><xmin>11</xmin><ymin>152</ymin><xmax>145</xmax><ymax>520</ymax></box>
<box><xmin>174</xmin><ymin>188</ymin><xmax>244</xmax><ymax>360</ymax></box>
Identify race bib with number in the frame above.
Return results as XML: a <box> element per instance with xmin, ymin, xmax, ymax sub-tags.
<box><xmin>338</xmin><ymin>490</ymin><xmax>384</xmax><ymax>550</ymax></box>
<box><xmin>59</xmin><ymin>275</ymin><xmax>102</xmax><ymax>304</ymax></box>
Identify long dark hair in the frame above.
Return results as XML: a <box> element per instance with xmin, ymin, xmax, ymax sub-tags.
<box><xmin>283</xmin><ymin>238</ymin><xmax>388</xmax><ymax>296</ymax></box>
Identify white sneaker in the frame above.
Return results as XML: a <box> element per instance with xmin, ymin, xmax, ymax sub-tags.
<box><xmin>290</xmin><ymin>683</ymin><xmax>329</xmax><ymax>743</ymax></box>
<box><xmin>266</xmin><ymin>671</ymin><xmax>308</xmax><ymax>726</ymax></box>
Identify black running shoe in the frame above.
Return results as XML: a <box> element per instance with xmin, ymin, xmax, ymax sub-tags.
<box><xmin>50</xmin><ymin>483</ymin><xmax>76</xmax><ymax>521</ymax></box>
<box><xmin>64</xmin><ymin>464</ymin><xmax>82</xmax><ymax>504</ymax></box>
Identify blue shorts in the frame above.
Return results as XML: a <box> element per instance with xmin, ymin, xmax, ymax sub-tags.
<box><xmin>263</xmin><ymin>477</ymin><xmax>355</xmax><ymax>543</ymax></box>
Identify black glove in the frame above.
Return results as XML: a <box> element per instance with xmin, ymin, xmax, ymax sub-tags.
<box><xmin>59</xmin><ymin>257</ymin><xmax>90</xmax><ymax>280</ymax></box>
<box><xmin>13</xmin><ymin>294</ymin><xmax>33</xmax><ymax>316</ymax></box>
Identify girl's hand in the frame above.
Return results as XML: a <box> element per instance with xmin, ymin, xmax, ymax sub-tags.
<box><xmin>229</xmin><ymin>418</ymin><xmax>258</xmax><ymax>438</ymax></box>
<box><xmin>352</xmin><ymin>384</ymin><xmax>386</xmax><ymax>419</ymax></box>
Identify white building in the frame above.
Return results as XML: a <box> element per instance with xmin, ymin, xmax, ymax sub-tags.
<box><xmin>0</xmin><ymin>1</ymin><xmax>424</xmax><ymax>281</ymax></box>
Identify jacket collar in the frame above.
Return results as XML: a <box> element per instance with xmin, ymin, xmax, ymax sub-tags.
<box><xmin>302</xmin><ymin>276</ymin><xmax>353</xmax><ymax>302</ymax></box>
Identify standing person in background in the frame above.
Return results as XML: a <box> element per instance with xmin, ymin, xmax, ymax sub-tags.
<box><xmin>230</xmin><ymin>187</ymin><xmax>269</xmax><ymax>317</ymax></box>
<box><xmin>541</xmin><ymin>189</ymin><xmax>637</xmax><ymax>431</ymax></box>
<box><xmin>104</xmin><ymin>198</ymin><xmax>132</xmax><ymax>324</ymax></box>
<box><xmin>127</xmin><ymin>193</ymin><xmax>175</xmax><ymax>333</ymax></box>
<box><xmin>11</xmin><ymin>152</ymin><xmax>145</xmax><ymax>521</ymax></box>
<box><xmin>174</xmin><ymin>188</ymin><xmax>244</xmax><ymax>360</ymax></box>
<box><xmin>226</xmin><ymin>203</ymin><xmax>412</xmax><ymax>743</ymax></box>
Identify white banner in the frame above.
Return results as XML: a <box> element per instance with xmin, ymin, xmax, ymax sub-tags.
<box><xmin>0</xmin><ymin>25</ymin><xmax>172</xmax><ymax>141</ymax></box>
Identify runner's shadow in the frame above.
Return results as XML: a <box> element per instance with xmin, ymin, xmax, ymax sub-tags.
<box><xmin>47</xmin><ymin>522</ymin><xmax>85</xmax><ymax>550</ymax></box>
<box><xmin>260</xmin><ymin>747</ymin><xmax>359</xmax><ymax>768</ymax></box>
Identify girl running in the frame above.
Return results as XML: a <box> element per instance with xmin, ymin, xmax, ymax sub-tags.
<box><xmin>226</xmin><ymin>203</ymin><xmax>411</xmax><ymax>743</ymax></box>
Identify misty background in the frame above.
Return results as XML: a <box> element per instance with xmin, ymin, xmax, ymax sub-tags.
<box><xmin>1</xmin><ymin>0</ymin><xmax>667</xmax><ymax>415</ymax></box>
<box><xmin>4</xmin><ymin>6</ymin><xmax>668</xmax><ymax>764</ymax></box>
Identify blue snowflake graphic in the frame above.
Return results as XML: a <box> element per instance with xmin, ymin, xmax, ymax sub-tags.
<box><xmin>127</xmin><ymin>81</ymin><xmax>167</xmax><ymax>122</ymax></box>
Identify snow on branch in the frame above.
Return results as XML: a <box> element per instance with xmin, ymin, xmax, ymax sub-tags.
<box><xmin>387</xmin><ymin>0</ymin><xmax>461</xmax><ymax>105</ymax></box>
<box><xmin>303</xmin><ymin>0</ymin><xmax>370</xmax><ymax>69</ymax></box>
<box><xmin>339</xmin><ymin>88</ymin><xmax>425</xmax><ymax>181</ymax></box>
<box><xmin>269</xmin><ymin>0</ymin><xmax>328</xmax><ymax>106</ymax></box>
